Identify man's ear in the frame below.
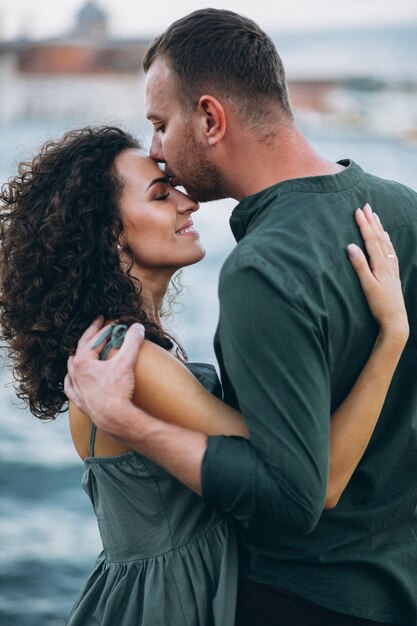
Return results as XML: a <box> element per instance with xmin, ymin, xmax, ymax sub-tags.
<box><xmin>197</xmin><ymin>95</ymin><xmax>226</xmax><ymax>145</ymax></box>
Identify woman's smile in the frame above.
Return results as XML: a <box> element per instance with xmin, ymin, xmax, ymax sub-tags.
<box><xmin>175</xmin><ymin>220</ymin><xmax>199</xmax><ymax>237</ymax></box>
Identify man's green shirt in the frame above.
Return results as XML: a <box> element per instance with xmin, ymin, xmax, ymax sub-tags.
<box><xmin>202</xmin><ymin>160</ymin><xmax>417</xmax><ymax>624</ymax></box>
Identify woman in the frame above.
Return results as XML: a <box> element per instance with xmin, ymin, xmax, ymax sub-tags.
<box><xmin>0</xmin><ymin>126</ymin><xmax>408</xmax><ymax>626</ymax></box>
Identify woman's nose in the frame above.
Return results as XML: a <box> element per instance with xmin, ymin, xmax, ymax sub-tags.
<box><xmin>178</xmin><ymin>195</ymin><xmax>199</xmax><ymax>214</ymax></box>
<box><xmin>188</xmin><ymin>201</ymin><xmax>200</xmax><ymax>213</ymax></box>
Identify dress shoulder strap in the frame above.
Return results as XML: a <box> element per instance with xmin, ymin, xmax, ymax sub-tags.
<box><xmin>92</xmin><ymin>323</ymin><xmax>128</xmax><ymax>360</ymax></box>
<box><xmin>88</xmin><ymin>323</ymin><xmax>128</xmax><ymax>456</ymax></box>
<box><xmin>89</xmin><ymin>423</ymin><xmax>97</xmax><ymax>457</ymax></box>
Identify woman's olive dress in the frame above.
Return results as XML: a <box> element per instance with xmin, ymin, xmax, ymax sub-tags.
<box><xmin>66</xmin><ymin>326</ymin><xmax>238</xmax><ymax>626</ymax></box>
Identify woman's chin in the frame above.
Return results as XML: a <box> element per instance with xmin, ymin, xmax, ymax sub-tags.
<box><xmin>183</xmin><ymin>246</ymin><xmax>206</xmax><ymax>268</ymax></box>
<box><xmin>194</xmin><ymin>245</ymin><xmax>206</xmax><ymax>264</ymax></box>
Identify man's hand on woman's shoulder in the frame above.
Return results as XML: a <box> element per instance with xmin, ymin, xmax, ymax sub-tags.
<box><xmin>64</xmin><ymin>317</ymin><xmax>145</xmax><ymax>431</ymax></box>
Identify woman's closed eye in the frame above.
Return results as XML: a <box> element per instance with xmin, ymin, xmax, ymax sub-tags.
<box><xmin>152</xmin><ymin>183</ymin><xmax>170</xmax><ymax>201</ymax></box>
<box><xmin>147</xmin><ymin>177</ymin><xmax>171</xmax><ymax>201</ymax></box>
<box><xmin>155</xmin><ymin>192</ymin><xmax>170</xmax><ymax>201</ymax></box>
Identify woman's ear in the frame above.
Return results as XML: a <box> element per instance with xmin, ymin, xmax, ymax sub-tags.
<box><xmin>197</xmin><ymin>95</ymin><xmax>226</xmax><ymax>145</ymax></box>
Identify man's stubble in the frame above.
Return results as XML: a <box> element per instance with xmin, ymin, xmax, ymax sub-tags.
<box><xmin>175</xmin><ymin>127</ymin><xmax>229</xmax><ymax>203</ymax></box>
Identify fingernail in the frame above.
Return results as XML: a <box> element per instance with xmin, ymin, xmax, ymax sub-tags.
<box><xmin>374</xmin><ymin>212</ymin><xmax>381</xmax><ymax>223</ymax></box>
<box><xmin>347</xmin><ymin>243</ymin><xmax>359</xmax><ymax>259</ymax></box>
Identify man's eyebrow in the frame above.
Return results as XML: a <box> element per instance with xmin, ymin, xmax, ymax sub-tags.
<box><xmin>146</xmin><ymin>176</ymin><xmax>169</xmax><ymax>190</ymax></box>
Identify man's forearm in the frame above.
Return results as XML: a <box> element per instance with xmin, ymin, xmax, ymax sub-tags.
<box><xmin>108</xmin><ymin>400</ymin><xmax>207</xmax><ymax>494</ymax></box>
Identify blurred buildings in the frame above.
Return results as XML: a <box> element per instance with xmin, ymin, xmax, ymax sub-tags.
<box><xmin>0</xmin><ymin>1</ymin><xmax>416</xmax><ymax>141</ymax></box>
<box><xmin>0</xmin><ymin>1</ymin><xmax>150</xmax><ymax>121</ymax></box>
<box><xmin>15</xmin><ymin>2</ymin><xmax>146</xmax><ymax>75</ymax></box>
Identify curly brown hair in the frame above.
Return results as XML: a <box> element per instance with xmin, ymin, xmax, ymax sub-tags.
<box><xmin>0</xmin><ymin>126</ymin><xmax>184</xmax><ymax>420</ymax></box>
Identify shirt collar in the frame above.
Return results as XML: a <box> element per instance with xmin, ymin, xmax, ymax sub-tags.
<box><xmin>229</xmin><ymin>160</ymin><xmax>364</xmax><ymax>242</ymax></box>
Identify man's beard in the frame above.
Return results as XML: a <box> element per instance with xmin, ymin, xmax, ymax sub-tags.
<box><xmin>174</xmin><ymin>129</ymin><xmax>227</xmax><ymax>203</ymax></box>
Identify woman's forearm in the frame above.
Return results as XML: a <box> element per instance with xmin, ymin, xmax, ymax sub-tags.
<box><xmin>326</xmin><ymin>330</ymin><xmax>407</xmax><ymax>508</ymax></box>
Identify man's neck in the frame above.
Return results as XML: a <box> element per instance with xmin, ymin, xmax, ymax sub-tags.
<box><xmin>225</xmin><ymin>122</ymin><xmax>345</xmax><ymax>201</ymax></box>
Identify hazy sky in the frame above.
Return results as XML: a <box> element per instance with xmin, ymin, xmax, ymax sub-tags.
<box><xmin>1</xmin><ymin>0</ymin><xmax>417</xmax><ymax>40</ymax></box>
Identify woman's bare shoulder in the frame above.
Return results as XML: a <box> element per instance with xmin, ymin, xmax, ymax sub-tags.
<box><xmin>68</xmin><ymin>401</ymin><xmax>91</xmax><ymax>461</ymax></box>
<box><xmin>68</xmin><ymin>401</ymin><xmax>131</xmax><ymax>461</ymax></box>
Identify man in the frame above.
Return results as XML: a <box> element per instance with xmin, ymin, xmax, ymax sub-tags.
<box><xmin>65</xmin><ymin>9</ymin><xmax>417</xmax><ymax>625</ymax></box>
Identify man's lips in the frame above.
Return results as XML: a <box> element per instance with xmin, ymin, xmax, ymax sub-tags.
<box><xmin>168</xmin><ymin>174</ymin><xmax>180</xmax><ymax>187</ymax></box>
<box><xmin>166</xmin><ymin>170</ymin><xmax>196</xmax><ymax>201</ymax></box>
<box><xmin>165</xmin><ymin>168</ymin><xmax>176</xmax><ymax>182</ymax></box>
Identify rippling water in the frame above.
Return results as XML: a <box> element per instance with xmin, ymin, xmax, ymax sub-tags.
<box><xmin>0</xmin><ymin>117</ymin><xmax>416</xmax><ymax>625</ymax></box>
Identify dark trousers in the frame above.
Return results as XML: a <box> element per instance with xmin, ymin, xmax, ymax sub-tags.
<box><xmin>235</xmin><ymin>579</ymin><xmax>397</xmax><ymax>626</ymax></box>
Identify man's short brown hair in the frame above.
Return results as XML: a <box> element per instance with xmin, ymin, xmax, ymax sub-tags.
<box><xmin>143</xmin><ymin>9</ymin><xmax>293</xmax><ymax>128</ymax></box>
